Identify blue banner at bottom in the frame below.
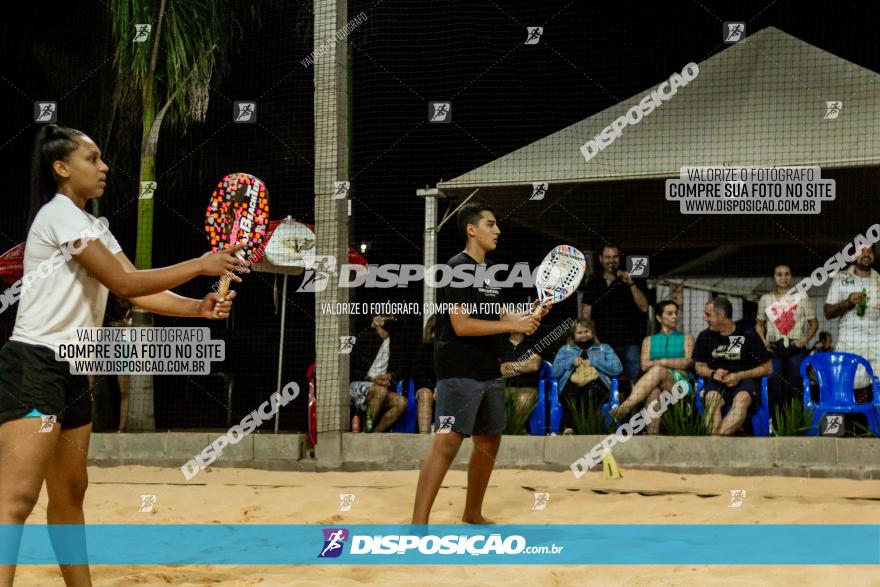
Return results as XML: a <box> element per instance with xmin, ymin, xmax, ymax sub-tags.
<box><xmin>2</xmin><ymin>525</ymin><xmax>878</xmax><ymax>565</ymax></box>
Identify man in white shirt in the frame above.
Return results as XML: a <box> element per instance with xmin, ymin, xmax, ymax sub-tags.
<box><xmin>824</xmin><ymin>245</ymin><xmax>880</xmax><ymax>399</ymax></box>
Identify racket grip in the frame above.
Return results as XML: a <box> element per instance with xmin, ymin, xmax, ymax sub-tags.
<box><xmin>531</xmin><ymin>300</ymin><xmax>551</xmax><ymax>316</ymax></box>
<box><xmin>218</xmin><ymin>274</ymin><xmax>231</xmax><ymax>296</ymax></box>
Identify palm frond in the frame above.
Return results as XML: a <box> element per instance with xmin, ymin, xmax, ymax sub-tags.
<box><xmin>109</xmin><ymin>0</ymin><xmax>261</xmax><ymax>133</ymax></box>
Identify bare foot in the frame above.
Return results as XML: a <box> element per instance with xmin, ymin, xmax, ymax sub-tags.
<box><xmin>461</xmin><ymin>514</ymin><xmax>495</xmax><ymax>524</ymax></box>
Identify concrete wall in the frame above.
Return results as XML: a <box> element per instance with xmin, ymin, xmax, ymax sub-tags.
<box><xmin>89</xmin><ymin>432</ymin><xmax>307</xmax><ymax>471</ymax></box>
<box><xmin>89</xmin><ymin>433</ymin><xmax>880</xmax><ymax>480</ymax></box>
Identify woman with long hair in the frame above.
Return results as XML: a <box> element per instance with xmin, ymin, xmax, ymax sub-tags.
<box><xmin>612</xmin><ymin>300</ymin><xmax>694</xmax><ymax>434</ymax></box>
<box><xmin>0</xmin><ymin>124</ymin><xmax>248</xmax><ymax>586</ymax></box>
<box><xmin>756</xmin><ymin>263</ymin><xmax>818</xmax><ymax>411</ymax></box>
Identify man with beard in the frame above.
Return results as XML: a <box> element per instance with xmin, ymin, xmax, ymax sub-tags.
<box><xmin>579</xmin><ymin>243</ymin><xmax>649</xmax><ymax>385</ymax></box>
<box><xmin>824</xmin><ymin>244</ymin><xmax>880</xmax><ymax>401</ymax></box>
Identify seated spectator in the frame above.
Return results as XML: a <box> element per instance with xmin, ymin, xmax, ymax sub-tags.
<box><xmin>823</xmin><ymin>244</ymin><xmax>880</xmax><ymax>402</ymax></box>
<box><xmin>410</xmin><ymin>315</ymin><xmax>437</xmax><ymax>433</ymax></box>
<box><xmin>809</xmin><ymin>331</ymin><xmax>834</xmax><ymax>355</ymax></box>
<box><xmin>499</xmin><ymin>331</ymin><xmax>541</xmax><ymax>428</ymax></box>
<box><xmin>613</xmin><ymin>300</ymin><xmax>694</xmax><ymax>434</ymax></box>
<box><xmin>757</xmin><ymin>264</ymin><xmax>818</xmax><ymax>412</ymax></box>
<box><xmin>551</xmin><ymin>318</ymin><xmax>622</xmax><ymax>434</ymax></box>
<box><xmin>694</xmin><ymin>297</ymin><xmax>772</xmax><ymax>436</ymax></box>
<box><xmin>349</xmin><ymin>315</ymin><xmax>408</xmax><ymax>431</ymax></box>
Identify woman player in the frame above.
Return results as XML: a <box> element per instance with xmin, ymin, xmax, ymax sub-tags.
<box><xmin>0</xmin><ymin>124</ymin><xmax>249</xmax><ymax>586</ymax></box>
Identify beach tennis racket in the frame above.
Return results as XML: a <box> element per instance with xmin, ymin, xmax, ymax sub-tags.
<box><xmin>204</xmin><ymin>173</ymin><xmax>270</xmax><ymax>295</ymax></box>
<box><xmin>533</xmin><ymin>245</ymin><xmax>587</xmax><ymax>313</ymax></box>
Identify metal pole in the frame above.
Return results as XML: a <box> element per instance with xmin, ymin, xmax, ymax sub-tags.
<box><xmin>423</xmin><ymin>192</ymin><xmax>438</xmax><ymax>331</ymax></box>
<box><xmin>274</xmin><ymin>273</ymin><xmax>289</xmax><ymax>433</ymax></box>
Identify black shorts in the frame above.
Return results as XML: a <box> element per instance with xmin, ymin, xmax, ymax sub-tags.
<box><xmin>704</xmin><ymin>376</ymin><xmax>760</xmax><ymax>411</ymax></box>
<box><xmin>434</xmin><ymin>377</ymin><xmax>504</xmax><ymax>437</ymax></box>
<box><xmin>0</xmin><ymin>340</ymin><xmax>93</xmax><ymax>429</ymax></box>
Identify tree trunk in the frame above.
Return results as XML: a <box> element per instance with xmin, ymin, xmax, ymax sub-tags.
<box><xmin>128</xmin><ymin>79</ymin><xmax>158</xmax><ymax>432</ymax></box>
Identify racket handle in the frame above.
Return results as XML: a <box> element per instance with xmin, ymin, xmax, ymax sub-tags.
<box><xmin>531</xmin><ymin>299</ymin><xmax>551</xmax><ymax>316</ymax></box>
<box><xmin>218</xmin><ymin>274</ymin><xmax>231</xmax><ymax>296</ymax></box>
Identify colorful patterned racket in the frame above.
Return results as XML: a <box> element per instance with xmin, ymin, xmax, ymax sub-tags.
<box><xmin>533</xmin><ymin>245</ymin><xmax>587</xmax><ymax>312</ymax></box>
<box><xmin>204</xmin><ymin>173</ymin><xmax>270</xmax><ymax>295</ymax></box>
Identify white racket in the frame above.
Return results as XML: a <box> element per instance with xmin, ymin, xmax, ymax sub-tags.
<box><xmin>533</xmin><ymin>245</ymin><xmax>587</xmax><ymax>312</ymax></box>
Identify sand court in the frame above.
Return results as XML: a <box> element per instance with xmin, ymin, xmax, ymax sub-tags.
<box><xmin>15</xmin><ymin>465</ymin><xmax>880</xmax><ymax>586</ymax></box>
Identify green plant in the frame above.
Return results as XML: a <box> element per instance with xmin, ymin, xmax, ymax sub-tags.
<box><xmin>661</xmin><ymin>392</ymin><xmax>710</xmax><ymax>436</ymax></box>
<box><xmin>565</xmin><ymin>393</ymin><xmax>611</xmax><ymax>435</ymax></box>
<box><xmin>772</xmin><ymin>398</ymin><xmax>813</xmax><ymax>436</ymax></box>
<box><xmin>850</xmin><ymin>420</ymin><xmax>875</xmax><ymax>438</ymax></box>
<box><xmin>504</xmin><ymin>395</ymin><xmax>537</xmax><ymax>435</ymax></box>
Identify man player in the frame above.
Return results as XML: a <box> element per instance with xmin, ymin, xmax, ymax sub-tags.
<box><xmin>411</xmin><ymin>199</ymin><xmax>546</xmax><ymax>524</ymax></box>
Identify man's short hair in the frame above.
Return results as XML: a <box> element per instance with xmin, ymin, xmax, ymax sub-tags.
<box><xmin>598</xmin><ymin>242</ymin><xmax>621</xmax><ymax>257</ymax></box>
<box><xmin>711</xmin><ymin>295</ymin><xmax>733</xmax><ymax>319</ymax></box>
<box><xmin>457</xmin><ymin>198</ymin><xmax>495</xmax><ymax>238</ymax></box>
<box><xmin>856</xmin><ymin>242</ymin><xmax>876</xmax><ymax>256</ymax></box>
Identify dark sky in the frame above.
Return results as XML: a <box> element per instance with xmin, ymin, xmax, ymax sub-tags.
<box><xmin>1</xmin><ymin>0</ymin><xmax>877</xmax><ymax>429</ymax></box>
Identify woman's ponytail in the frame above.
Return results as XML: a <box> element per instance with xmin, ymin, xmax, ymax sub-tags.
<box><xmin>28</xmin><ymin>124</ymin><xmax>84</xmax><ymax>228</ymax></box>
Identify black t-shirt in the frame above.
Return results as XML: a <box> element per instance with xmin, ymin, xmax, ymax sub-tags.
<box><xmin>579</xmin><ymin>275</ymin><xmax>648</xmax><ymax>347</ymax></box>
<box><xmin>498</xmin><ymin>336</ymin><xmax>540</xmax><ymax>387</ymax></box>
<box><xmin>434</xmin><ymin>252</ymin><xmax>504</xmax><ymax>381</ymax></box>
<box><xmin>410</xmin><ymin>341</ymin><xmax>436</xmax><ymax>389</ymax></box>
<box><xmin>692</xmin><ymin>325</ymin><xmax>771</xmax><ymax>374</ymax></box>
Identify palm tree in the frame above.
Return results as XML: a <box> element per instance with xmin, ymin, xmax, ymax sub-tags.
<box><xmin>108</xmin><ymin>0</ymin><xmax>258</xmax><ymax>430</ymax></box>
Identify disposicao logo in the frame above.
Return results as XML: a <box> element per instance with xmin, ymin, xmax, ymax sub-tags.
<box><xmin>318</xmin><ymin>528</ymin><xmax>349</xmax><ymax>558</ymax></box>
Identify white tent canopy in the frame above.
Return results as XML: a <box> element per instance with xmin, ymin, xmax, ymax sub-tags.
<box><xmin>438</xmin><ymin>26</ymin><xmax>880</xmax><ymax>191</ymax></box>
<box><xmin>428</xmin><ymin>27</ymin><xmax>880</xmax><ymax>255</ymax></box>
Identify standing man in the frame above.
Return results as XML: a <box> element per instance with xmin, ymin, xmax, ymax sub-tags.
<box><xmin>411</xmin><ymin>199</ymin><xmax>544</xmax><ymax>525</ymax></box>
<box><xmin>694</xmin><ymin>297</ymin><xmax>772</xmax><ymax>435</ymax></box>
<box><xmin>824</xmin><ymin>244</ymin><xmax>880</xmax><ymax>400</ymax></box>
<box><xmin>580</xmin><ymin>243</ymin><xmax>649</xmax><ymax>384</ymax></box>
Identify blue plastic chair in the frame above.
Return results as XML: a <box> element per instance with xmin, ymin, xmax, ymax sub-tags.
<box><xmin>528</xmin><ymin>361</ymin><xmax>555</xmax><ymax>435</ymax></box>
<box><xmin>532</xmin><ymin>360</ymin><xmax>619</xmax><ymax>434</ymax></box>
<box><xmin>390</xmin><ymin>379</ymin><xmax>418</xmax><ymax>433</ymax></box>
<box><xmin>599</xmin><ymin>378</ymin><xmax>620</xmax><ymax>428</ymax></box>
<box><xmin>695</xmin><ymin>376</ymin><xmax>770</xmax><ymax>436</ymax></box>
<box><xmin>800</xmin><ymin>352</ymin><xmax>880</xmax><ymax>436</ymax></box>
<box><xmin>403</xmin><ymin>379</ymin><xmax>417</xmax><ymax>433</ymax></box>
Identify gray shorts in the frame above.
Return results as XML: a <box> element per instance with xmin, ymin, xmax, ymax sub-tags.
<box><xmin>349</xmin><ymin>381</ymin><xmax>372</xmax><ymax>411</ymax></box>
<box><xmin>434</xmin><ymin>377</ymin><xmax>504</xmax><ymax>437</ymax></box>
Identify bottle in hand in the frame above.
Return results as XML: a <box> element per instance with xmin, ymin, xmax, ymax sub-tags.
<box><xmin>857</xmin><ymin>288</ymin><xmax>868</xmax><ymax>317</ymax></box>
